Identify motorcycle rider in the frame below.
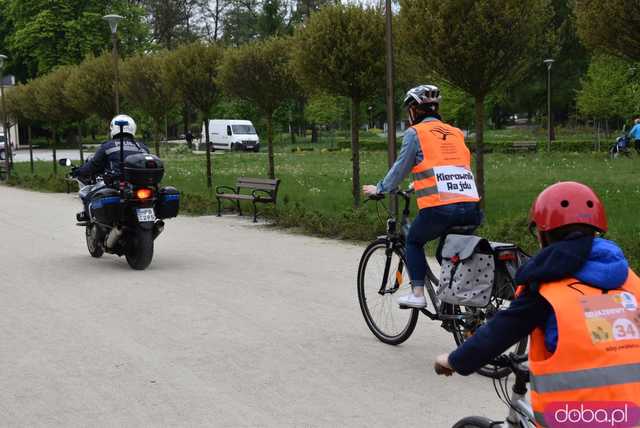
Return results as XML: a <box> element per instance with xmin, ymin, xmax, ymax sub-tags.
<box><xmin>435</xmin><ymin>182</ymin><xmax>640</xmax><ymax>425</ymax></box>
<box><xmin>362</xmin><ymin>85</ymin><xmax>483</xmax><ymax>308</ymax></box>
<box><xmin>72</xmin><ymin>114</ymin><xmax>149</xmax><ymax>221</ymax></box>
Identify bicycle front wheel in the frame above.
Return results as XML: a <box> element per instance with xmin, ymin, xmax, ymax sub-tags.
<box><xmin>357</xmin><ymin>238</ymin><xmax>419</xmax><ymax>345</ymax></box>
<box><xmin>451</xmin><ymin>416</ymin><xmax>494</xmax><ymax>428</ymax></box>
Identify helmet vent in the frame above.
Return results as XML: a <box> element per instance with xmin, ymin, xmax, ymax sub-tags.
<box><xmin>560</xmin><ymin>200</ymin><xmax>569</xmax><ymax>208</ymax></box>
<box><xmin>586</xmin><ymin>200</ymin><xmax>594</xmax><ymax>208</ymax></box>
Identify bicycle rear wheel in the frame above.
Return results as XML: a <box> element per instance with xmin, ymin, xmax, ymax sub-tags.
<box><xmin>357</xmin><ymin>238</ymin><xmax>419</xmax><ymax>345</ymax></box>
<box><xmin>445</xmin><ymin>298</ymin><xmax>528</xmax><ymax>379</ymax></box>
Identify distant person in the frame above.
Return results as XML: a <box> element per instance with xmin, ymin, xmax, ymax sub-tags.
<box><xmin>629</xmin><ymin>117</ymin><xmax>640</xmax><ymax>153</ymax></box>
<box><xmin>185</xmin><ymin>130</ymin><xmax>194</xmax><ymax>149</ymax></box>
<box><xmin>362</xmin><ymin>84</ymin><xmax>483</xmax><ymax>309</ymax></box>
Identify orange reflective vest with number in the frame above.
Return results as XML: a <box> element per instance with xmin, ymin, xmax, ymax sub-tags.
<box><xmin>410</xmin><ymin>120</ymin><xmax>480</xmax><ymax>210</ymax></box>
<box><xmin>529</xmin><ymin>271</ymin><xmax>640</xmax><ymax>427</ymax></box>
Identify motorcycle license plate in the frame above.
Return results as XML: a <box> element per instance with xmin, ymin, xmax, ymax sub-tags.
<box><xmin>136</xmin><ymin>208</ymin><xmax>156</xmax><ymax>222</ymax></box>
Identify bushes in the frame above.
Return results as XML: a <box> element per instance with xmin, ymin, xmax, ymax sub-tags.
<box><xmin>336</xmin><ymin>139</ymin><xmax>387</xmax><ymax>151</ymax></box>
<box><xmin>338</xmin><ymin>139</ymin><xmax>608</xmax><ymax>153</ymax></box>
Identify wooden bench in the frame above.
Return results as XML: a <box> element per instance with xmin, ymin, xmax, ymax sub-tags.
<box><xmin>508</xmin><ymin>141</ymin><xmax>537</xmax><ymax>152</ymax></box>
<box><xmin>216</xmin><ymin>177</ymin><xmax>281</xmax><ymax>222</ymax></box>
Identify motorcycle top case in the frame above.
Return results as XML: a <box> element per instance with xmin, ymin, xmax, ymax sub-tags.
<box><xmin>89</xmin><ymin>187</ymin><xmax>121</xmax><ymax>225</ymax></box>
<box><xmin>123</xmin><ymin>153</ymin><xmax>165</xmax><ymax>186</ymax></box>
<box><xmin>155</xmin><ymin>186</ymin><xmax>180</xmax><ymax>219</ymax></box>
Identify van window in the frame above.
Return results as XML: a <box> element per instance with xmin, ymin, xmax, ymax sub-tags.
<box><xmin>231</xmin><ymin>125</ymin><xmax>257</xmax><ymax>135</ymax></box>
<box><xmin>226</xmin><ymin>125</ymin><xmax>232</xmax><ymax>136</ymax></box>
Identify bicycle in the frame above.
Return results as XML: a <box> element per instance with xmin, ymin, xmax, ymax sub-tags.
<box><xmin>445</xmin><ymin>353</ymin><xmax>535</xmax><ymax>428</ymax></box>
<box><xmin>609</xmin><ymin>134</ymin><xmax>633</xmax><ymax>160</ymax></box>
<box><xmin>357</xmin><ymin>188</ymin><xmax>528</xmax><ymax>378</ymax></box>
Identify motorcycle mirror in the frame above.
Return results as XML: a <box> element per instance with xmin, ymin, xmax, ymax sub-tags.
<box><xmin>58</xmin><ymin>158</ymin><xmax>72</xmax><ymax>167</ymax></box>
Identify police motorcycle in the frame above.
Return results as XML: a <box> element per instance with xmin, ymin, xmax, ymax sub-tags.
<box><xmin>60</xmin><ymin>120</ymin><xmax>180</xmax><ymax>270</ymax></box>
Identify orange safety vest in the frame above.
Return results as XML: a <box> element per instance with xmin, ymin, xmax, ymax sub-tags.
<box><xmin>410</xmin><ymin>120</ymin><xmax>480</xmax><ymax>210</ymax></box>
<box><xmin>529</xmin><ymin>271</ymin><xmax>640</xmax><ymax>427</ymax></box>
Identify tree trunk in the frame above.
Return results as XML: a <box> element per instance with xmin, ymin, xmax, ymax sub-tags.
<box><xmin>288</xmin><ymin>109</ymin><xmax>295</xmax><ymax>145</ymax></box>
<box><xmin>474</xmin><ymin>96</ymin><xmax>485</xmax><ymax>208</ymax></box>
<box><xmin>77</xmin><ymin>123</ymin><xmax>84</xmax><ymax>163</ymax></box>
<box><xmin>267</xmin><ymin>114</ymin><xmax>275</xmax><ymax>179</ymax></box>
<box><xmin>311</xmin><ymin>124</ymin><xmax>318</xmax><ymax>144</ymax></box>
<box><xmin>154</xmin><ymin>122</ymin><xmax>161</xmax><ymax>157</ymax></box>
<box><xmin>351</xmin><ymin>97</ymin><xmax>361</xmax><ymax>208</ymax></box>
<box><xmin>28</xmin><ymin>124</ymin><xmax>34</xmax><ymax>174</ymax></box>
<box><xmin>52</xmin><ymin>128</ymin><xmax>57</xmax><ymax>175</ymax></box>
<box><xmin>205</xmin><ymin>118</ymin><xmax>212</xmax><ymax>188</ymax></box>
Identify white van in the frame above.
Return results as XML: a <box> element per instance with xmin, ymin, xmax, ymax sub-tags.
<box><xmin>201</xmin><ymin>119</ymin><xmax>260</xmax><ymax>152</ymax></box>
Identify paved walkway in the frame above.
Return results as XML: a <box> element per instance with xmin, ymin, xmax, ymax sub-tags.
<box><xmin>0</xmin><ymin>186</ymin><xmax>505</xmax><ymax>427</ymax></box>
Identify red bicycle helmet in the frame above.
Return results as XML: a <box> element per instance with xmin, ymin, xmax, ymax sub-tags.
<box><xmin>529</xmin><ymin>181</ymin><xmax>608</xmax><ymax>233</ymax></box>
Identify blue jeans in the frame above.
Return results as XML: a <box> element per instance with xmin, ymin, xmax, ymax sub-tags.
<box><xmin>406</xmin><ymin>202</ymin><xmax>483</xmax><ymax>287</ymax></box>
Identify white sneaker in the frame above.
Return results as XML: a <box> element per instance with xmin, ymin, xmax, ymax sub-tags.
<box><xmin>398</xmin><ymin>293</ymin><xmax>427</xmax><ymax>309</ymax></box>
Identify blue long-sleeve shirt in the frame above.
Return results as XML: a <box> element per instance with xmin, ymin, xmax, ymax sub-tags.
<box><xmin>375</xmin><ymin>117</ymin><xmax>440</xmax><ymax>193</ymax></box>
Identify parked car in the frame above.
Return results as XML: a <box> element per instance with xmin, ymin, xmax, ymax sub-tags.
<box><xmin>201</xmin><ymin>119</ymin><xmax>260</xmax><ymax>152</ymax></box>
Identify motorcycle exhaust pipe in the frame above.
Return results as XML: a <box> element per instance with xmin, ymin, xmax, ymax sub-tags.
<box><xmin>106</xmin><ymin>226</ymin><xmax>124</xmax><ymax>249</ymax></box>
<box><xmin>153</xmin><ymin>220</ymin><xmax>165</xmax><ymax>240</ymax></box>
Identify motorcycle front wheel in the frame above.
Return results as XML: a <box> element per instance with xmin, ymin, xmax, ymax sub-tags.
<box><xmin>125</xmin><ymin>227</ymin><xmax>154</xmax><ymax>270</ymax></box>
<box><xmin>86</xmin><ymin>224</ymin><xmax>104</xmax><ymax>258</ymax></box>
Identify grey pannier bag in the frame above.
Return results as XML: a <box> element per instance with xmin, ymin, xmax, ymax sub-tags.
<box><xmin>438</xmin><ymin>234</ymin><xmax>495</xmax><ymax>307</ymax></box>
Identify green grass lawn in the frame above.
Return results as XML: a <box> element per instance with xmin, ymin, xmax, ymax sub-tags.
<box><xmin>7</xmin><ymin>148</ymin><xmax>640</xmax><ymax>269</ymax></box>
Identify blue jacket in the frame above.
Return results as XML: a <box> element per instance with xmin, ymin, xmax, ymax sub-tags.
<box><xmin>629</xmin><ymin>123</ymin><xmax>640</xmax><ymax>140</ymax></box>
<box><xmin>75</xmin><ymin>138</ymin><xmax>150</xmax><ymax>177</ymax></box>
<box><xmin>448</xmin><ymin>236</ymin><xmax>630</xmax><ymax>375</ymax></box>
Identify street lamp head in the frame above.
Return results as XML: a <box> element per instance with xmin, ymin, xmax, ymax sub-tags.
<box><xmin>103</xmin><ymin>14</ymin><xmax>123</xmax><ymax>34</ymax></box>
<box><xmin>0</xmin><ymin>54</ymin><xmax>7</xmax><ymax>70</ymax></box>
<box><xmin>543</xmin><ymin>58</ymin><xmax>555</xmax><ymax>70</ymax></box>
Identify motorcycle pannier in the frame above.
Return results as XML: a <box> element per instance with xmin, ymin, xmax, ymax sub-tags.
<box><xmin>438</xmin><ymin>234</ymin><xmax>495</xmax><ymax>307</ymax></box>
<box><xmin>89</xmin><ymin>187</ymin><xmax>121</xmax><ymax>225</ymax></box>
<box><xmin>155</xmin><ymin>186</ymin><xmax>180</xmax><ymax>219</ymax></box>
<box><xmin>123</xmin><ymin>153</ymin><xmax>165</xmax><ymax>186</ymax></box>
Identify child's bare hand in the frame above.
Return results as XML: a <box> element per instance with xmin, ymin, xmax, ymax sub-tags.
<box><xmin>434</xmin><ymin>353</ymin><xmax>455</xmax><ymax>376</ymax></box>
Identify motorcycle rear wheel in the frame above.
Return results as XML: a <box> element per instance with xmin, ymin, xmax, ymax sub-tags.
<box><xmin>125</xmin><ymin>228</ymin><xmax>154</xmax><ymax>270</ymax></box>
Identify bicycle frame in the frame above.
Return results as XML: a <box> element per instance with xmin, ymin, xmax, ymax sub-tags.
<box><xmin>493</xmin><ymin>356</ymin><xmax>535</xmax><ymax>428</ymax></box>
<box><xmin>374</xmin><ymin>190</ymin><xmax>471</xmax><ymax>325</ymax></box>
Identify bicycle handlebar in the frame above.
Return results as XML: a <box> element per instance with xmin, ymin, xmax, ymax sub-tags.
<box><xmin>366</xmin><ymin>187</ymin><xmax>414</xmax><ymax>203</ymax></box>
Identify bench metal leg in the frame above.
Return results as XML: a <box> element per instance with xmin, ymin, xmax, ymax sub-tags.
<box><xmin>253</xmin><ymin>202</ymin><xmax>257</xmax><ymax>223</ymax></box>
<box><xmin>237</xmin><ymin>200</ymin><xmax>242</xmax><ymax>216</ymax></box>
<box><xmin>217</xmin><ymin>198</ymin><xmax>222</xmax><ymax>217</ymax></box>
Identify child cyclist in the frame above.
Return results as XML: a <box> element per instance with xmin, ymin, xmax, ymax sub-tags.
<box><xmin>435</xmin><ymin>181</ymin><xmax>640</xmax><ymax>425</ymax></box>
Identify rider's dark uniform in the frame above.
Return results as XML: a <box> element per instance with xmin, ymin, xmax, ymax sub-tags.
<box><xmin>73</xmin><ymin>137</ymin><xmax>150</xmax><ymax>178</ymax></box>
<box><xmin>72</xmin><ymin>137</ymin><xmax>149</xmax><ymax>217</ymax></box>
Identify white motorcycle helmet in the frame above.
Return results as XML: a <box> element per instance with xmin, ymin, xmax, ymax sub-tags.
<box><xmin>110</xmin><ymin>114</ymin><xmax>137</xmax><ymax>138</ymax></box>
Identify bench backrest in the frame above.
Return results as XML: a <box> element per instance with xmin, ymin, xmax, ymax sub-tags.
<box><xmin>236</xmin><ymin>177</ymin><xmax>280</xmax><ymax>197</ymax></box>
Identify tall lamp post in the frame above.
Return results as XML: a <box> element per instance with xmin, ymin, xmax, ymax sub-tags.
<box><xmin>0</xmin><ymin>54</ymin><xmax>11</xmax><ymax>178</ymax></box>
<box><xmin>103</xmin><ymin>14</ymin><xmax>123</xmax><ymax>114</ymax></box>
<box><xmin>544</xmin><ymin>58</ymin><xmax>554</xmax><ymax>151</ymax></box>
<box><xmin>384</xmin><ymin>0</ymin><xmax>397</xmax><ymax>215</ymax></box>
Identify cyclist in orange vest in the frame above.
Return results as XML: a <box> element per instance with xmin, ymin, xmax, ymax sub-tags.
<box><xmin>363</xmin><ymin>85</ymin><xmax>482</xmax><ymax>308</ymax></box>
<box><xmin>434</xmin><ymin>182</ymin><xmax>640</xmax><ymax>425</ymax></box>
